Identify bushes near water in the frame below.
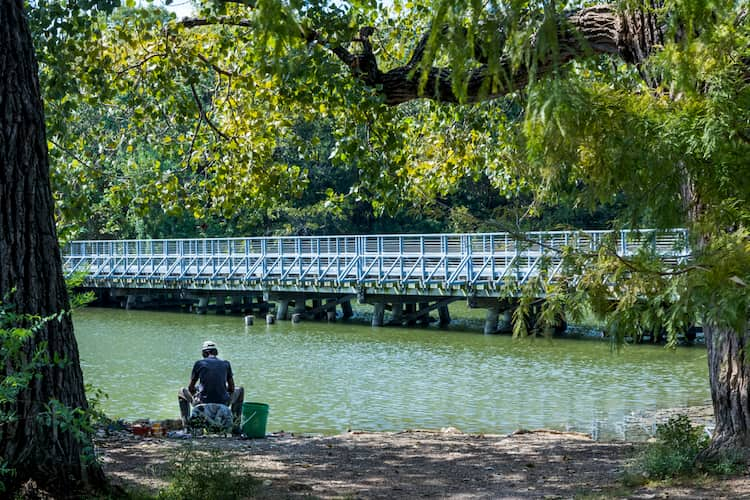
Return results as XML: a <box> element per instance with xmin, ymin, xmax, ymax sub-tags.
<box><xmin>628</xmin><ymin>414</ymin><xmax>743</xmax><ymax>483</ymax></box>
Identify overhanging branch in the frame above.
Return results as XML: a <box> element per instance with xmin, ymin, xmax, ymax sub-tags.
<box><xmin>176</xmin><ymin>4</ymin><xmax>670</xmax><ymax>106</ymax></box>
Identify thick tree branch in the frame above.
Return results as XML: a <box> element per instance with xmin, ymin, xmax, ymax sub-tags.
<box><xmin>373</xmin><ymin>5</ymin><xmax>665</xmax><ymax>105</ymax></box>
<box><xmin>180</xmin><ymin>16</ymin><xmax>254</xmax><ymax>29</ymax></box>
<box><xmin>179</xmin><ymin>5</ymin><xmax>670</xmax><ymax>105</ymax></box>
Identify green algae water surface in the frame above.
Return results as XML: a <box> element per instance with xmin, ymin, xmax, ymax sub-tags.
<box><xmin>74</xmin><ymin>307</ymin><xmax>709</xmax><ymax>438</ymax></box>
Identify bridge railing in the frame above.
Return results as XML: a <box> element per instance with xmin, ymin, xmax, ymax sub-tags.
<box><xmin>63</xmin><ymin>229</ymin><xmax>690</xmax><ymax>291</ymax></box>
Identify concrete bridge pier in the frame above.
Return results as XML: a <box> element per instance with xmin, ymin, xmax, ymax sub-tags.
<box><xmin>499</xmin><ymin>309</ymin><xmax>513</xmax><ymax>333</ymax></box>
<box><xmin>326</xmin><ymin>298</ymin><xmax>337</xmax><ymax>321</ymax></box>
<box><xmin>484</xmin><ymin>305</ymin><xmax>500</xmax><ymax>335</ymax></box>
<box><xmin>389</xmin><ymin>301</ymin><xmax>403</xmax><ymax>325</ymax></box>
<box><xmin>372</xmin><ymin>303</ymin><xmax>385</xmax><ymax>327</ymax></box>
<box><xmin>341</xmin><ymin>300</ymin><xmax>353</xmax><ymax>319</ymax></box>
<box><xmin>438</xmin><ymin>305</ymin><xmax>451</xmax><ymax>326</ymax></box>
<box><xmin>312</xmin><ymin>299</ymin><xmax>324</xmax><ymax>320</ymax></box>
<box><xmin>276</xmin><ymin>299</ymin><xmax>289</xmax><ymax>321</ymax></box>
<box><xmin>404</xmin><ymin>303</ymin><xmax>417</xmax><ymax>326</ymax></box>
<box><xmin>196</xmin><ymin>297</ymin><xmax>209</xmax><ymax>315</ymax></box>
<box><xmin>418</xmin><ymin>302</ymin><xmax>431</xmax><ymax>325</ymax></box>
<box><xmin>215</xmin><ymin>295</ymin><xmax>227</xmax><ymax>314</ymax></box>
<box><xmin>293</xmin><ymin>297</ymin><xmax>307</xmax><ymax>320</ymax></box>
<box><xmin>230</xmin><ymin>296</ymin><xmax>243</xmax><ymax>314</ymax></box>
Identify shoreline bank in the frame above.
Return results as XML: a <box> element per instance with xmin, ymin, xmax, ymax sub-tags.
<box><xmin>96</xmin><ymin>424</ymin><xmax>747</xmax><ymax>499</ymax></box>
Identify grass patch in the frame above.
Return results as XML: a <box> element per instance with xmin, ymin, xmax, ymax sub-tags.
<box><xmin>156</xmin><ymin>447</ymin><xmax>261</xmax><ymax>500</ymax></box>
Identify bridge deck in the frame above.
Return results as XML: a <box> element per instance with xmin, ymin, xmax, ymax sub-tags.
<box><xmin>64</xmin><ymin>229</ymin><xmax>689</xmax><ymax>298</ymax></box>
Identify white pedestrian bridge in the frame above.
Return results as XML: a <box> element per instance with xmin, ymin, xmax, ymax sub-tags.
<box><xmin>63</xmin><ymin>229</ymin><xmax>690</xmax><ymax>332</ymax></box>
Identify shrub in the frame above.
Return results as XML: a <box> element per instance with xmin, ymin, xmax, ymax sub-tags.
<box><xmin>638</xmin><ymin>414</ymin><xmax>709</xmax><ymax>479</ymax></box>
<box><xmin>158</xmin><ymin>448</ymin><xmax>261</xmax><ymax>500</ymax></box>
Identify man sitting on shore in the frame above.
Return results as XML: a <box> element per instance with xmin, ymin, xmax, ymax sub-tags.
<box><xmin>178</xmin><ymin>340</ymin><xmax>244</xmax><ymax>431</ymax></box>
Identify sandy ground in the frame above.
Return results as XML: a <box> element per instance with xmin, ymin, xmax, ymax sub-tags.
<box><xmin>96</xmin><ymin>428</ymin><xmax>750</xmax><ymax>499</ymax></box>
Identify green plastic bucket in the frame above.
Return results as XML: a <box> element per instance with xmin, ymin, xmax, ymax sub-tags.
<box><xmin>241</xmin><ymin>402</ymin><xmax>269</xmax><ymax>438</ymax></box>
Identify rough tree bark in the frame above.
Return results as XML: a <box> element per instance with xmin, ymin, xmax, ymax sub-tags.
<box><xmin>702</xmin><ymin>323</ymin><xmax>750</xmax><ymax>460</ymax></box>
<box><xmin>0</xmin><ymin>0</ymin><xmax>106</xmax><ymax>495</ymax></box>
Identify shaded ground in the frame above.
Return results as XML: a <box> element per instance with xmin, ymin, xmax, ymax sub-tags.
<box><xmin>97</xmin><ymin>428</ymin><xmax>750</xmax><ymax>499</ymax></box>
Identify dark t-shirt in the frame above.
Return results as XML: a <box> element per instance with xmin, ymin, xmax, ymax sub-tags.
<box><xmin>191</xmin><ymin>356</ymin><xmax>233</xmax><ymax>404</ymax></box>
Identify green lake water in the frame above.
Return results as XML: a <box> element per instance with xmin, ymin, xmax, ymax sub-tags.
<box><xmin>73</xmin><ymin>307</ymin><xmax>710</xmax><ymax>438</ymax></box>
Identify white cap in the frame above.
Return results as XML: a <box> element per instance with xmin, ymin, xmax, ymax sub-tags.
<box><xmin>201</xmin><ymin>340</ymin><xmax>218</xmax><ymax>352</ymax></box>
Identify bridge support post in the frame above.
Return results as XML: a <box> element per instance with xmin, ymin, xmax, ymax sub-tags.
<box><xmin>277</xmin><ymin>300</ymin><xmax>289</xmax><ymax>321</ymax></box>
<box><xmin>215</xmin><ymin>295</ymin><xmax>226</xmax><ymax>315</ymax></box>
<box><xmin>125</xmin><ymin>295</ymin><xmax>136</xmax><ymax>310</ymax></box>
<box><xmin>390</xmin><ymin>301</ymin><xmax>403</xmax><ymax>325</ymax></box>
<box><xmin>196</xmin><ymin>297</ymin><xmax>209</xmax><ymax>315</ymax></box>
<box><xmin>312</xmin><ymin>299</ymin><xmax>324</xmax><ymax>320</ymax></box>
<box><xmin>230</xmin><ymin>296</ymin><xmax>243</xmax><ymax>314</ymax></box>
<box><xmin>405</xmin><ymin>303</ymin><xmax>416</xmax><ymax>326</ymax></box>
<box><xmin>293</xmin><ymin>297</ymin><xmax>306</xmax><ymax>320</ymax></box>
<box><xmin>438</xmin><ymin>305</ymin><xmax>451</xmax><ymax>326</ymax></box>
<box><xmin>372</xmin><ymin>303</ymin><xmax>385</xmax><ymax>327</ymax></box>
<box><xmin>326</xmin><ymin>298</ymin><xmax>337</xmax><ymax>322</ymax></box>
<box><xmin>418</xmin><ymin>302</ymin><xmax>431</xmax><ymax>325</ymax></box>
<box><xmin>499</xmin><ymin>309</ymin><xmax>513</xmax><ymax>333</ymax></box>
<box><xmin>484</xmin><ymin>306</ymin><xmax>500</xmax><ymax>335</ymax></box>
<box><xmin>341</xmin><ymin>300</ymin><xmax>353</xmax><ymax>319</ymax></box>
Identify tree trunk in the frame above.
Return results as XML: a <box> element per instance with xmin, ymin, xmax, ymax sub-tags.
<box><xmin>702</xmin><ymin>322</ymin><xmax>750</xmax><ymax>461</ymax></box>
<box><xmin>0</xmin><ymin>0</ymin><xmax>106</xmax><ymax>495</ymax></box>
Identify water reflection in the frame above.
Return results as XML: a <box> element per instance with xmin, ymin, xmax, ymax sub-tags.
<box><xmin>74</xmin><ymin>308</ymin><xmax>709</xmax><ymax>438</ymax></box>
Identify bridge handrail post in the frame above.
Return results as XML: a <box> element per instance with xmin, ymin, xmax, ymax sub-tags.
<box><xmin>466</xmin><ymin>235</ymin><xmax>473</xmax><ymax>285</ymax></box>
<box><xmin>420</xmin><ymin>236</ymin><xmax>425</xmax><ymax>284</ymax></box>
<box><xmin>178</xmin><ymin>240</ymin><xmax>184</xmax><ymax>276</ymax></box>
<box><xmin>442</xmin><ymin>235</ymin><xmax>448</xmax><ymax>283</ymax></box>
<box><xmin>362</xmin><ymin>236</ymin><xmax>365</xmax><ymax>283</ymax></box>
<box><xmin>261</xmin><ymin>238</ymin><xmax>267</xmax><ymax>278</ymax></box>
<box><xmin>316</xmin><ymin>238</ymin><xmax>321</xmax><ymax>280</ymax></box>
<box><xmin>489</xmin><ymin>234</ymin><xmax>495</xmax><ymax>285</ymax></box>
<box><xmin>400</xmin><ymin>236</ymin><xmax>405</xmax><ymax>281</ymax></box>
<box><xmin>336</xmin><ymin>237</ymin><xmax>341</xmax><ymax>279</ymax></box>
<box><xmin>108</xmin><ymin>241</ymin><xmax>114</xmax><ymax>276</ymax></box>
<box><xmin>378</xmin><ymin>236</ymin><xmax>383</xmax><ymax>282</ymax></box>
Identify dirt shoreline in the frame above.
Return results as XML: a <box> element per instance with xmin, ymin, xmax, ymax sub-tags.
<box><xmin>97</xmin><ymin>426</ymin><xmax>750</xmax><ymax>499</ymax></box>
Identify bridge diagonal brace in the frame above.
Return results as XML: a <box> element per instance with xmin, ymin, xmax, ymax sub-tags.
<box><xmin>279</xmin><ymin>256</ymin><xmax>300</xmax><ymax>282</ymax></box>
<box><xmin>337</xmin><ymin>256</ymin><xmax>360</xmax><ymax>286</ymax></box>
<box><xmin>424</xmin><ymin>256</ymin><xmax>446</xmax><ymax>283</ymax></box>
<box><xmin>305</xmin><ymin>294</ymin><xmax>357</xmax><ymax>316</ymax></box>
<box><xmin>105</xmin><ymin>256</ymin><xmax>126</xmax><ymax>279</ymax></box>
<box><xmin>401</xmin><ymin>256</ymin><xmax>423</xmax><ymax>285</ymax></box>
<box><xmin>399</xmin><ymin>297</ymin><xmax>460</xmax><ymax>324</ymax></box>
<box><xmin>378</xmin><ymin>256</ymin><xmax>403</xmax><ymax>286</ymax></box>
<box><xmin>243</xmin><ymin>255</ymin><xmax>265</xmax><ymax>281</ymax></box>
<box><xmin>446</xmin><ymin>255</ymin><xmax>470</xmax><ymax>286</ymax></box>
